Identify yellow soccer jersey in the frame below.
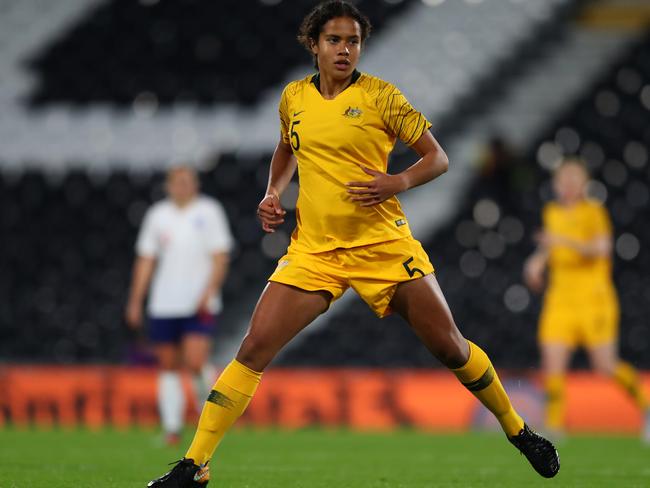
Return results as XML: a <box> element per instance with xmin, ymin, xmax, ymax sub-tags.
<box><xmin>278</xmin><ymin>71</ymin><xmax>432</xmax><ymax>253</ymax></box>
<box><xmin>543</xmin><ymin>199</ymin><xmax>613</xmax><ymax>290</ymax></box>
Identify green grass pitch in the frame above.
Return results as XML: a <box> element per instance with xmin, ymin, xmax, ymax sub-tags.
<box><xmin>1</xmin><ymin>428</ymin><xmax>649</xmax><ymax>487</ymax></box>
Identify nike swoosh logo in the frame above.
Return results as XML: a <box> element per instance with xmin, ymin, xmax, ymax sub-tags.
<box><xmin>293</xmin><ymin>110</ymin><xmax>305</xmax><ymax>117</ymax></box>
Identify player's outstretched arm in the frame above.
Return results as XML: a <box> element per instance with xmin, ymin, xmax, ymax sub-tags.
<box><xmin>536</xmin><ymin>231</ymin><xmax>612</xmax><ymax>258</ymax></box>
<box><xmin>125</xmin><ymin>255</ymin><xmax>156</xmax><ymax>328</ymax></box>
<box><xmin>197</xmin><ymin>252</ymin><xmax>230</xmax><ymax>313</ymax></box>
<box><xmin>523</xmin><ymin>247</ymin><xmax>548</xmax><ymax>293</ymax></box>
<box><xmin>258</xmin><ymin>140</ymin><xmax>297</xmax><ymax>233</ymax></box>
<box><xmin>346</xmin><ymin>130</ymin><xmax>448</xmax><ymax>206</ymax></box>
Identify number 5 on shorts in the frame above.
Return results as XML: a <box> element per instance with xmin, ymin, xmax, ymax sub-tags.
<box><xmin>403</xmin><ymin>257</ymin><xmax>424</xmax><ymax>278</ymax></box>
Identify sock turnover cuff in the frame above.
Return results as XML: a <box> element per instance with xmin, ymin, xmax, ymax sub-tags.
<box><xmin>544</xmin><ymin>374</ymin><xmax>565</xmax><ymax>387</ymax></box>
<box><xmin>450</xmin><ymin>340</ymin><xmax>491</xmax><ymax>385</ymax></box>
<box><xmin>613</xmin><ymin>361</ymin><xmax>635</xmax><ymax>377</ymax></box>
<box><xmin>216</xmin><ymin>359</ymin><xmax>263</xmax><ymax>397</ymax></box>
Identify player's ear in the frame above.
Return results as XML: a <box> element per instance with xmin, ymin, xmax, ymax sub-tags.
<box><xmin>310</xmin><ymin>37</ymin><xmax>319</xmax><ymax>55</ymax></box>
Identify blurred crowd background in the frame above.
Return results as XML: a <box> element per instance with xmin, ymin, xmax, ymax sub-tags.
<box><xmin>1</xmin><ymin>0</ymin><xmax>649</xmax><ymax>371</ymax></box>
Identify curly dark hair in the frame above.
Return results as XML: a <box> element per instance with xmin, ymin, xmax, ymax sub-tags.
<box><xmin>298</xmin><ymin>1</ymin><xmax>372</xmax><ymax>70</ymax></box>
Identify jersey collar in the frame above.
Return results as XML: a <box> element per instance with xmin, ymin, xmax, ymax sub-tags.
<box><xmin>311</xmin><ymin>70</ymin><xmax>361</xmax><ymax>94</ymax></box>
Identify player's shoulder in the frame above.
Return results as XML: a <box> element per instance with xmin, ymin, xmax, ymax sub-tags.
<box><xmin>196</xmin><ymin>194</ymin><xmax>221</xmax><ymax>209</ymax></box>
<box><xmin>148</xmin><ymin>198</ymin><xmax>173</xmax><ymax>216</ymax></box>
<box><xmin>356</xmin><ymin>72</ymin><xmax>395</xmax><ymax>90</ymax></box>
<box><xmin>196</xmin><ymin>195</ymin><xmax>227</xmax><ymax>215</ymax></box>
<box><xmin>282</xmin><ymin>75</ymin><xmax>313</xmax><ymax>99</ymax></box>
<box><xmin>542</xmin><ymin>201</ymin><xmax>564</xmax><ymax>225</ymax></box>
<box><xmin>355</xmin><ymin>72</ymin><xmax>399</xmax><ymax>98</ymax></box>
<box><xmin>139</xmin><ymin>199</ymin><xmax>171</xmax><ymax>227</ymax></box>
<box><xmin>582</xmin><ymin>198</ymin><xmax>605</xmax><ymax>210</ymax></box>
<box><xmin>542</xmin><ymin>200</ymin><xmax>559</xmax><ymax>215</ymax></box>
<box><xmin>581</xmin><ymin>198</ymin><xmax>609</xmax><ymax>218</ymax></box>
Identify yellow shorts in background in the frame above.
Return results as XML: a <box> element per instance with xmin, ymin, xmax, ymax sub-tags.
<box><xmin>538</xmin><ymin>287</ymin><xmax>619</xmax><ymax>348</ymax></box>
<box><xmin>268</xmin><ymin>236</ymin><xmax>434</xmax><ymax>318</ymax></box>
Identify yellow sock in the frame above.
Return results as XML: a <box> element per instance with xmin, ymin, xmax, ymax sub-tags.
<box><xmin>544</xmin><ymin>374</ymin><xmax>565</xmax><ymax>431</ymax></box>
<box><xmin>613</xmin><ymin>361</ymin><xmax>649</xmax><ymax>410</ymax></box>
<box><xmin>451</xmin><ymin>341</ymin><xmax>524</xmax><ymax>437</ymax></box>
<box><xmin>185</xmin><ymin>360</ymin><xmax>262</xmax><ymax>465</ymax></box>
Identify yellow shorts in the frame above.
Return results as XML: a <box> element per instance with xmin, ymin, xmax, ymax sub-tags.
<box><xmin>538</xmin><ymin>288</ymin><xmax>619</xmax><ymax>348</ymax></box>
<box><xmin>268</xmin><ymin>236</ymin><xmax>434</xmax><ymax>318</ymax></box>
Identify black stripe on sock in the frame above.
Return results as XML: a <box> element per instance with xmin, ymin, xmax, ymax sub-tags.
<box><xmin>462</xmin><ymin>365</ymin><xmax>495</xmax><ymax>392</ymax></box>
<box><xmin>206</xmin><ymin>390</ymin><xmax>236</xmax><ymax>409</ymax></box>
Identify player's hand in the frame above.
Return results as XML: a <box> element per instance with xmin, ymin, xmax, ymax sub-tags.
<box><xmin>346</xmin><ymin>165</ymin><xmax>407</xmax><ymax>207</ymax></box>
<box><xmin>197</xmin><ymin>288</ymin><xmax>213</xmax><ymax>315</ymax></box>
<box><xmin>523</xmin><ymin>254</ymin><xmax>545</xmax><ymax>293</ymax></box>
<box><xmin>535</xmin><ymin>231</ymin><xmax>564</xmax><ymax>249</ymax></box>
<box><xmin>534</xmin><ymin>231</ymin><xmax>550</xmax><ymax>248</ymax></box>
<box><xmin>257</xmin><ymin>194</ymin><xmax>286</xmax><ymax>233</ymax></box>
<box><xmin>125</xmin><ymin>300</ymin><xmax>143</xmax><ymax>329</ymax></box>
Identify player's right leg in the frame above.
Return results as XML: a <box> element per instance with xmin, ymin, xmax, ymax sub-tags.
<box><xmin>540</xmin><ymin>343</ymin><xmax>572</xmax><ymax>438</ymax></box>
<box><xmin>390</xmin><ymin>274</ymin><xmax>559</xmax><ymax>478</ymax></box>
<box><xmin>182</xmin><ymin>332</ymin><xmax>214</xmax><ymax>415</ymax></box>
<box><xmin>150</xmin><ymin>317</ymin><xmax>185</xmax><ymax>446</ymax></box>
<box><xmin>181</xmin><ymin>315</ymin><xmax>216</xmax><ymax>415</ymax></box>
<box><xmin>146</xmin><ymin>282</ymin><xmax>331</xmax><ymax>487</ymax></box>
<box><xmin>537</xmin><ymin>298</ymin><xmax>576</xmax><ymax>438</ymax></box>
<box><xmin>587</xmin><ymin>342</ymin><xmax>650</xmax><ymax>442</ymax></box>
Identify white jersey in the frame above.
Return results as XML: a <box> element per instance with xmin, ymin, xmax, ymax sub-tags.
<box><xmin>136</xmin><ymin>195</ymin><xmax>233</xmax><ymax>317</ymax></box>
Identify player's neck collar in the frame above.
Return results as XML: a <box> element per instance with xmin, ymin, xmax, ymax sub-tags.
<box><xmin>311</xmin><ymin>70</ymin><xmax>361</xmax><ymax>94</ymax></box>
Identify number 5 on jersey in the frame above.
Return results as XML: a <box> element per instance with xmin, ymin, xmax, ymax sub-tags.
<box><xmin>403</xmin><ymin>257</ymin><xmax>424</xmax><ymax>278</ymax></box>
<box><xmin>290</xmin><ymin>120</ymin><xmax>301</xmax><ymax>151</ymax></box>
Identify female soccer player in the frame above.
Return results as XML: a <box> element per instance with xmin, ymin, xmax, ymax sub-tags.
<box><xmin>127</xmin><ymin>166</ymin><xmax>233</xmax><ymax>446</ymax></box>
<box><xmin>147</xmin><ymin>2</ymin><xmax>559</xmax><ymax>486</ymax></box>
<box><xmin>524</xmin><ymin>158</ymin><xmax>650</xmax><ymax>440</ymax></box>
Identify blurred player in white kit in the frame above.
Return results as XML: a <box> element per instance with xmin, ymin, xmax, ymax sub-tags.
<box><xmin>126</xmin><ymin>166</ymin><xmax>233</xmax><ymax>445</ymax></box>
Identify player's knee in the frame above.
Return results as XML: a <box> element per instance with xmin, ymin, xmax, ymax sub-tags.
<box><xmin>156</xmin><ymin>354</ymin><xmax>179</xmax><ymax>370</ymax></box>
<box><xmin>436</xmin><ymin>334</ymin><xmax>469</xmax><ymax>368</ymax></box>
<box><xmin>236</xmin><ymin>335</ymin><xmax>274</xmax><ymax>372</ymax></box>
<box><xmin>186</xmin><ymin>361</ymin><xmax>203</xmax><ymax>376</ymax></box>
<box><xmin>436</xmin><ymin>349</ymin><xmax>467</xmax><ymax>369</ymax></box>
<box><xmin>594</xmin><ymin>363</ymin><xmax>614</xmax><ymax>377</ymax></box>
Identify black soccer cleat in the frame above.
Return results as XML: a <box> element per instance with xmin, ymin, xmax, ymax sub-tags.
<box><xmin>147</xmin><ymin>458</ymin><xmax>210</xmax><ymax>487</ymax></box>
<box><xmin>508</xmin><ymin>423</ymin><xmax>560</xmax><ymax>478</ymax></box>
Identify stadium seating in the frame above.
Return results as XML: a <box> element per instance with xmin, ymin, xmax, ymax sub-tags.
<box><xmin>1</xmin><ymin>0</ymin><xmax>576</xmax><ymax>167</ymax></box>
<box><xmin>27</xmin><ymin>0</ymin><xmax>413</xmax><ymax>106</ymax></box>
<box><xmin>0</xmin><ymin>156</ymin><xmax>292</xmax><ymax>362</ymax></box>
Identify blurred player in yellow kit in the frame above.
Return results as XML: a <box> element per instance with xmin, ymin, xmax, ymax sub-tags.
<box><xmin>524</xmin><ymin>158</ymin><xmax>650</xmax><ymax>441</ymax></box>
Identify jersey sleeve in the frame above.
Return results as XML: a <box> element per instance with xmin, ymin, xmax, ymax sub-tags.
<box><xmin>278</xmin><ymin>86</ymin><xmax>290</xmax><ymax>145</ymax></box>
<box><xmin>135</xmin><ymin>207</ymin><xmax>158</xmax><ymax>257</ymax></box>
<box><xmin>590</xmin><ymin>203</ymin><xmax>612</xmax><ymax>237</ymax></box>
<box><xmin>205</xmin><ymin>200</ymin><xmax>234</xmax><ymax>253</ymax></box>
<box><xmin>376</xmin><ymin>83</ymin><xmax>432</xmax><ymax>146</ymax></box>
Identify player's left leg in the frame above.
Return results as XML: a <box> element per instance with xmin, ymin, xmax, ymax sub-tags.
<box><xmin>181</xmin><ymin>314</ymin><xmax>218</xmax><ymax>413</ymax></box>
<box><xmin>154</xmin><ymin>344</ymin><xmax>186</xmax><ymax>446</ymax></box>
<box><xmin>182</xmin><ymin>332</ymin><xmax>215</xmax><ymax>413</ymax></box>
<box><xmin>540</xmin><ymin>343</ymin><xmax>573</xmax><ymax>436</ymax></box>
<box><xmin>150</xmin><ymin>317</ymin><xmax>186</xmax><ymax>446</ymax></box>
<box><xmin>587</xmin><ymin>342</ymin><xmax>650</xmax><ymax>441</ymax></box>
<box><xmin>390</xmin><ymin>274</ymin><xmax>559</xmax><ymax>478</ymax></box>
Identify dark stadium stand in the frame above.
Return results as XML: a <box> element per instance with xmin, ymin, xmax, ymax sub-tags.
<box><xmin>0</xmin><ymin>157</ymin><xmax>292</xmax><ymax>362</ymax></box>
<box><xmin>27</xmin><ymin>0</ymin><xmax>413</xmax><ymax>106</ymax></box>
<box><xmin>278</xmin><ymin>31</ymin><xmax>650</xmax><ymax>369</ymax></box>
